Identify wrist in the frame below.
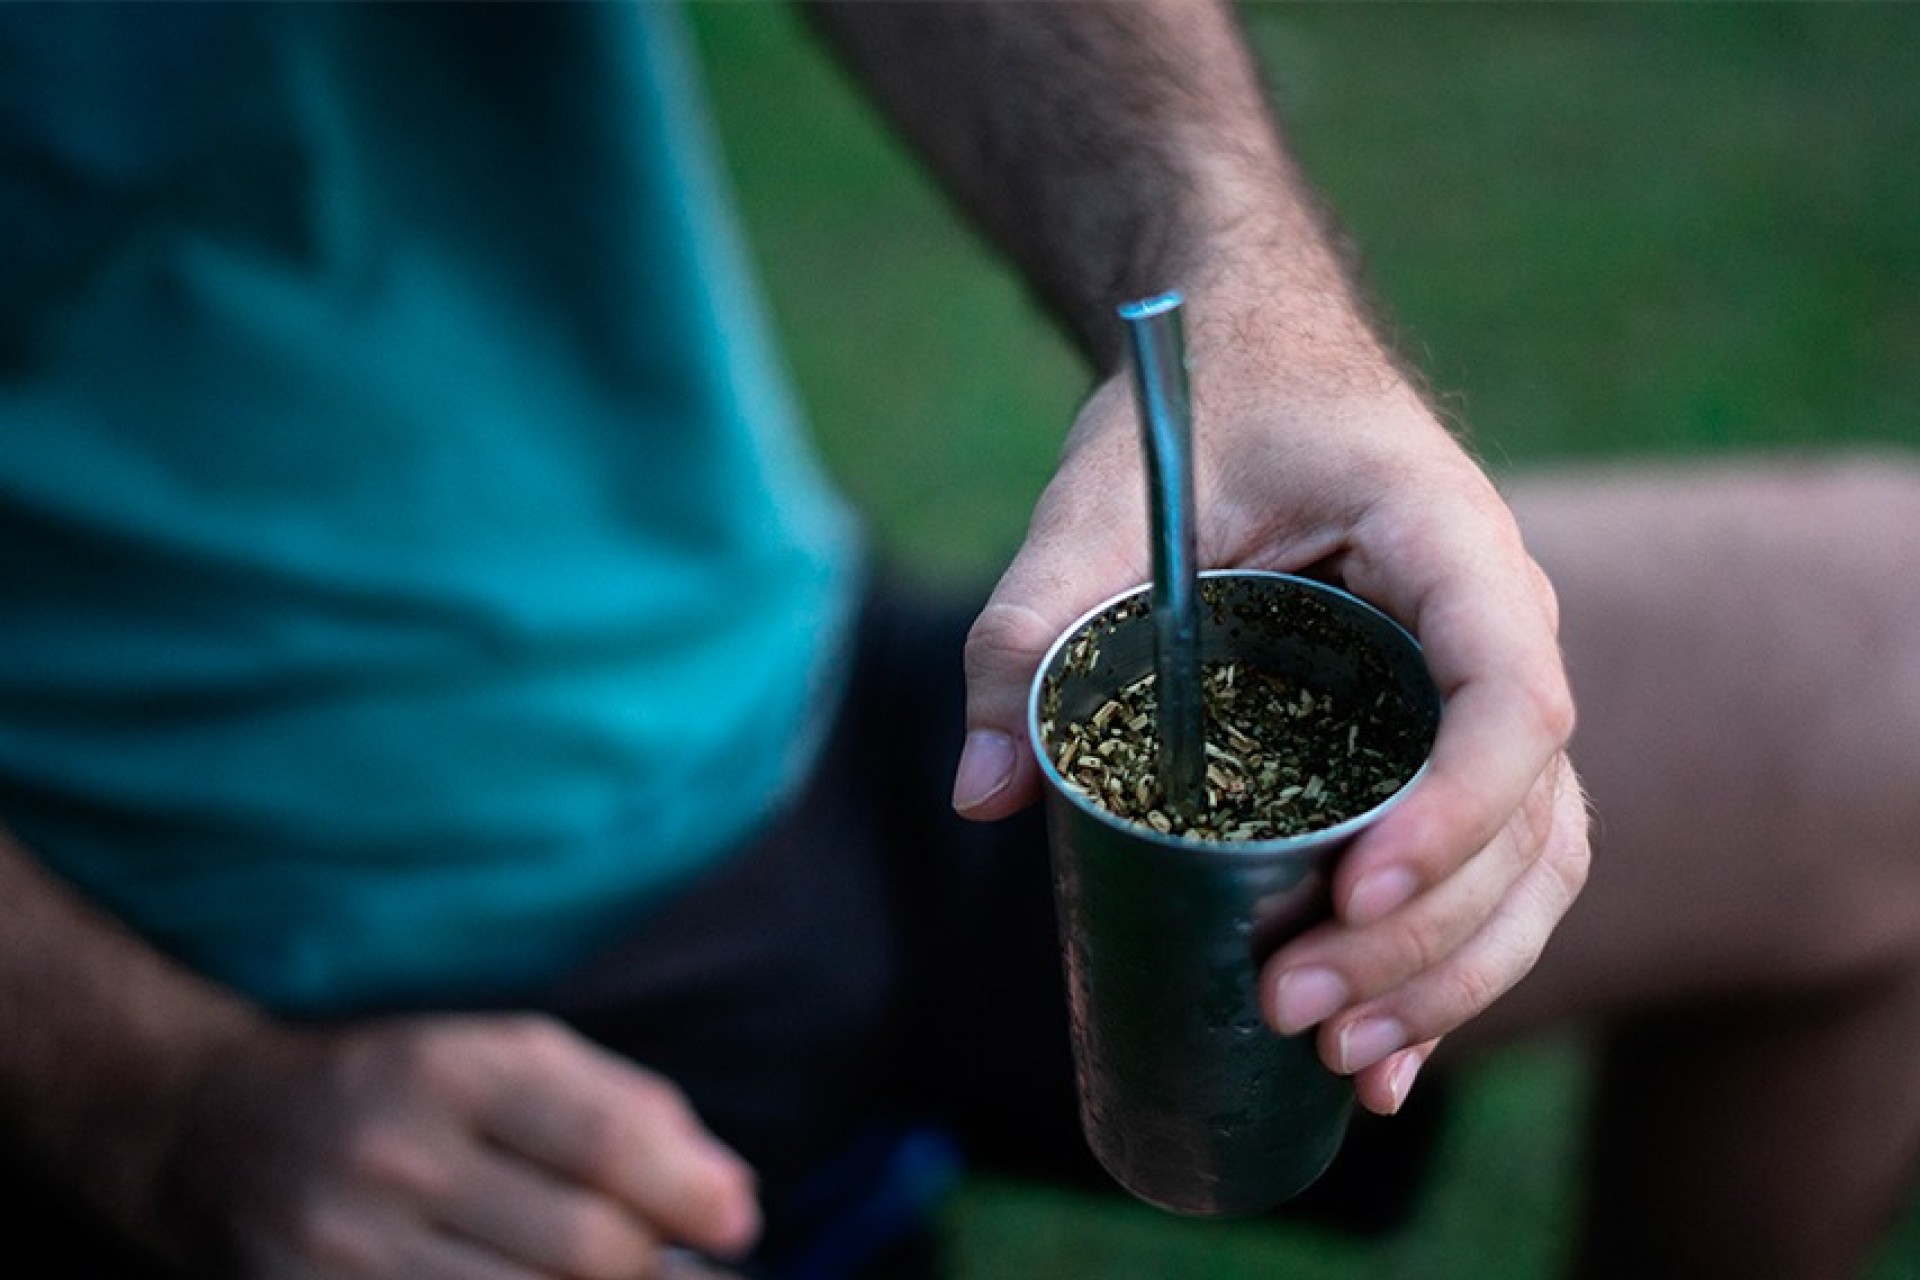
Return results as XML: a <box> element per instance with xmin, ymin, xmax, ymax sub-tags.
<box><xmin>0</xmin><ymin>837</ymin><xmax>267</xmax><ymax>1266</ymax></box>
<box><xmin>143</xmin><ymin>1014</ymin><xmax>302</xmax><ymax>1275</ymax></box>
<box><xmin>1089</xmin><ymin>273</ymin><xmax>1437</xmax><ymax>464</ymax></box>
<box><xmin>1177</xmin><ymin>259</ymin><xmax>1412</xmax><ymax>409</ymax></box>
<box><xmin>49</xmin><ymin>995</ymin><xmax>266</xmax><ymax>1272</ymax></box>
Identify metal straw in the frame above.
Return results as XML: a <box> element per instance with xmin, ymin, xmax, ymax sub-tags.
<box><xmin>1118</xmin><ymin>291</ymin><xmax>1203</xmax><ymax>820</ymax></box>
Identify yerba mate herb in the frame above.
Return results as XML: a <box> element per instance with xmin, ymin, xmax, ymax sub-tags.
<box><xmin>1047</xmin><ymin>660</ymin><xmax>1426</xmax><ymax>841</ymax></box>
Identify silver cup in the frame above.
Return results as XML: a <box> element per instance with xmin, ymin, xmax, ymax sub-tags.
<box><xmin>1027</xmin><ymin>570</ymin><xmax>1441</xmax><ymax>1216</ymax></box>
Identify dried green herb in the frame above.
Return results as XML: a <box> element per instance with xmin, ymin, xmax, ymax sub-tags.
<box><xmin>1046</xmin><ymin>660</ymin><xmax>1427</xmax><ymax>841</ymax></box>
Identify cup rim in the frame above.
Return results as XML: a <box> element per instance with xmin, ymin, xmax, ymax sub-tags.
<box><xmin>1025</xmin><ymin>569</ymin><xmax>1436</xmax><ymax>854</ymax></box>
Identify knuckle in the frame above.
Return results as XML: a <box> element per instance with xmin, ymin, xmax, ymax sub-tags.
<box><xmin>1509</xmin><ymin>753</ymin><xmax>1582</xmax><ymax>876</ymax></box>
<box><xmin>1522</xmin><ymin>662</ymin><xmax>1577</xmax><ymax>748</ymax></box>
<box><xmin>369</xmin><ymin>1022</ymin><xmax>478</xmax><ymax>1097</ymax></box>
<box><xmin>1437</xmin><ymin>955</ymin><xmax>1512</xmax><ymax>1024</ymax></box>
<box><xmin>468</xmin><ymin>1013</ymin><xmax>582</xmax><ymax>1094</ymax></box>
<box><xmin>962</xmin><ymin>600</ymin><xmax>1057</xmax><ymax>682</ymax></box>
<box><xmin>1481</xmin><ymin>903</ymin><xmax>1556</xmax><ymax>1005</ymax></box>
<box><xmin>627</xmin><ymin>1072</ymin><xmax>695</xmax><ymax>1129</ymax></box>
<box><xmin>1432</xmin><ymin>919</ymin><xmax>1542</xmax><ymax>1029</ymax></box>
<box><xmin>1517</xmin><ymin>777</ymin><xmax>1560</xmax><ymax>862</ymax></box>
<box><xmin>496</xmin><ymin>1011</ymin><xmax>572</xmax><ymax>1059</ymax></box>
<box><xmin>340</xmin><ymin>1119</ymin><xmax>444</xmax><ymax>1199</ymax></box>
<box><xmin>1546</xmin><ymin>822</ymin><xmax>1592</xmax><ymax>906</ymax></box>
<box><xmin>1536</xmin><ymin>766</ymin><xmax>1593</xmax><ymax>904</ymax></box>
<box><xmin>1379</xmin><ymin>909</ymin><xmax>1453</xmax><ymax>989</ymax></box>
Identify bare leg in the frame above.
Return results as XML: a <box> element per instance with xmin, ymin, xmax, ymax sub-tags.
<box><xmin>1455</xmin><ymin>455</ymin><xmax>1920</xmax><ymax>1278</ymax></box>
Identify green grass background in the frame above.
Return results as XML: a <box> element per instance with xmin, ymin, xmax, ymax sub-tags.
<box><xmin>685</xmin><ymin>4</ymin><xmax>1920</xmax><ymax>1276</ymax></box>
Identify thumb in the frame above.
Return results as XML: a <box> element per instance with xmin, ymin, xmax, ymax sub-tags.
<box><xmin>951</xmin><ymin>595</ymin><xmax>1058</xmax><ymax>820</ymax></box>
<box><xmin>954</xmin><ymin>427</ymin><xmax>1149</xmax><ymax>820</ymax></box>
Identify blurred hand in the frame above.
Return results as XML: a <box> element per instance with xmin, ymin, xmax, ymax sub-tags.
<box><xmin>952</xmin><ymin>286</ymin><xmax>1590</xmax><ymax>1115</ymax></box>
<box><xmin>159</xmin><ymin>1014</ymin><xmax>759</xmax><ymax>1279</ymax></box>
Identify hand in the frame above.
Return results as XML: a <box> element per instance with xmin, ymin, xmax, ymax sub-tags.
<box><xmin>157</xmin><ymin>1014</ymin><xmax>760</xmax><ymax>1279</ymax></box>
<box><xmin>952</xmin><ymin>285</ymin><xmax>1589</xmax><ymax>1115</ymax></box>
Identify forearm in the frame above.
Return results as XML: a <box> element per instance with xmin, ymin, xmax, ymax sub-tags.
<box><xmin>0</xmin><ymin>828</ymin><xmax>261</xmax><ymax>1253</ymax></box>
<box><xmin>804</xmin><ymin>0</ymin><xmax>1390</xmax><ymax>377</ymax></box>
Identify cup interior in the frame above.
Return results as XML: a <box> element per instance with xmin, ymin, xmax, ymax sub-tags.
<box><xmin>1030</xmin><ymin>571</ymin><xmax>1441</xmax><ymax>847</ymax></box>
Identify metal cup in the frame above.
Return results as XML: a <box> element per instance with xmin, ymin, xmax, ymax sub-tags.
<box><xmin>1027</xmin><ymin>570</ymin><xmax>1441</xmax><ymax>1216</ymax></box>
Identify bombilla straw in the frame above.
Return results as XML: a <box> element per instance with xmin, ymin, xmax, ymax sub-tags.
<box><xmin>1118</xmin><ymin>291</ymin><xmax>1203</xmax><ymax>821</ymax></box>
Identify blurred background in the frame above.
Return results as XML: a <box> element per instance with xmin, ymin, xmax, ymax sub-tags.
<box><xmin>686</xmin><ymin>3</ymin><xmax>1919</xmax><ymax>1276</ymax></box>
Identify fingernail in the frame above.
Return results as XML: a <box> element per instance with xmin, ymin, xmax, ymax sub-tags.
<box><xmin>1336</xmin><ymin>1016</ymin><xmax>1407</xmax><ymax>1074</ymax></box>
<box><xmin>1271</xmin><ymin>967</ymin><xmax>1348</xmax><ymax>1035</ymax></box>
<box><xmin>1385</xmin><ymin>1049</ymin><xmax>1425</xmax><ymax>1114</ymax></box>
<box><xmin>952</xmin><ymin>730</ymin><xmax>1017</xmax><ymax>813</ymax></box>
<box><xmin>1345</xmin><ymin>866</ymin><xmax>1418</xmax><ymax>927</ymax></box>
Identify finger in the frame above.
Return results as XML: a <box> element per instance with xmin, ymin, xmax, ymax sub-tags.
<box><xmin>1351</xmin><ymin>1038</ymin><xmax>1440</xmax><ymax>1118</ymax></box>
<box><xmin>1336</xmin><ymin>506</ymin><xmax>1573</xmax><ymax>926</ymax></box>
<box><xmin>1355</xmin><ymin>664</ymin><xmax>1570</xmax><ymax>916</ymax></box>
<box><xmin>474</xmin><ymin>1027</ymin><xmax>761</xmax><ymax>1259</ymax></box>
<box><xmin>427</xmin><ymin>1148</ymin><xmax>659</xmax><ymax>1280</ymax></box>
<box><xmin>395</xmin><ymin>1228</ymin><xmax>555</xmax><ymax>1280</ymax></box>
<box><xmin>1313</xmin><ymin>775</ymin><xmax>1587</xmax><ymax>1076</ymax></box>
<box><xmin>1264</xmin><ymin>758</ymin><xmax>1568</xmax><ymax>1034</ymax></box>
<box><xmin>951</xmin><ymin>599</ymin><xmax>1062</xmax><ymax>819</ymax></box>
<box><xmin>954</xmin><ymin>433</ymin><xmax>1148</xmax><ymax>819</ymax></box>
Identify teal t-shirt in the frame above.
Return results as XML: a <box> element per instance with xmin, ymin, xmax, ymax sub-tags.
<box><xmin>0</xmin><ymin>4</ymin><xmax>862</xmax><ymax>1012</ymax></box>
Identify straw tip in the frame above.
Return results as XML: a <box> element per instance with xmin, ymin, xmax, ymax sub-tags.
<box><xmin>1117</xmin><ymin>291</ymin><xmax>1184</xmax><ymax>322</ymax></box>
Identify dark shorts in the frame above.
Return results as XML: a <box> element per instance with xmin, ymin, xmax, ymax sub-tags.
<box><xmin>0</xmin><ymin>585</ymin><xmax>1444</xmax><ymax>1278</ymax></box>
